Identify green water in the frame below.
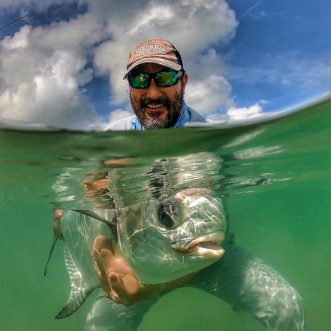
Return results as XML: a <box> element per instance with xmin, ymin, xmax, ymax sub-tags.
<box><xmin>0</xmin><ymin>98</ymin><xmax>330</xmax><ymax>330</ymax></box>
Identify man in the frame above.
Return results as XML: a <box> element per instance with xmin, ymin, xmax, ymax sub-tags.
<box><xmin>104</xmin><ymin>39</ymin><xmax>205</xmax><ymax>131</ymax></box>
<box><xmin>88</xmin><ymin>39</ymin><xmax>304</xmax><ymax>330</ymax></box>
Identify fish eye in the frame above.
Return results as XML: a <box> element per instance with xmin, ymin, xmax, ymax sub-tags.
<box><xmin>158</xmin><ymin>203</ymin><xmax>176</xmax><ymax>229</ymax></box>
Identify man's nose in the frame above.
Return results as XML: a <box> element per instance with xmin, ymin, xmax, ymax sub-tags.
<box><xmin>146</xmin><ymin>78</ymin><xmax>162</xmax><ymax>99</ymax></box>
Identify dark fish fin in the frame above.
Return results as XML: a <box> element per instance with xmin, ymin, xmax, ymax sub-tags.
<box><xmin>55</xmin><ymin>246</ymin><xmax>95</xmax><ymax>319</ymax></box>
<box><xmin>73</xmin><ymin>209</ymin><xmax>117</xmax><ymax>229</ymax></box>
<box><xmin>43</xmin><ymin>236</ymin><xmax>58</xmax><ymax>277</ymax></box>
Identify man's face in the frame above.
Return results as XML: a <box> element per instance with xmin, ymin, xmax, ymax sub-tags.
<box><xmin>129</xmin><ymin>63</ymin><xmax>188</xmax><ymax>129</ymax></box>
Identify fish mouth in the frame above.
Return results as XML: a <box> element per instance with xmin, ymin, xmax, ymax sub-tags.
<box><xmin>170</xmin><ymin>231</ymin><xmax>225</xmax><ymax>259</ymax></box>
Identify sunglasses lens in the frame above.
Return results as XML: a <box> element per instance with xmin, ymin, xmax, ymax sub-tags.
<box><xmin>156</xmin><ymin>71</ymin><xmax>179</xmax><ymax>87</ymax></box>
<box><xmin>129</xmin><ymin>73</ymin><xmax>150</xmax><ymax>88</ymax></box>
<box><xmin>128</xmin><ymin>70</ymin><xmax>182</xmax><ymax>88</ymax></box>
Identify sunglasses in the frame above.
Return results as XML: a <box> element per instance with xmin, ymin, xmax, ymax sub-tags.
<box><xmin>127</xmin><ymin>70</ymin><xmax>184</xmax><ymax>89</ymax></box>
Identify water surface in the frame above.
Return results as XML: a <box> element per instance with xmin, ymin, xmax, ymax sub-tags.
<box><xmin>0</xmin><ymin>98</ymin><xmax>330</xmax><ymax>330</ymax></box>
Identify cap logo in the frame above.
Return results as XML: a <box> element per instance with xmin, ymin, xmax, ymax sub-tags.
<box><xmin>133</xmin><ymin>44</ymin><xmax>166</xmax><ymax>58</ymax></box>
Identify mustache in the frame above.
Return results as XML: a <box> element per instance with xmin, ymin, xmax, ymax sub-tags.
<box><xmin>141</xmin><ymin>98</ymin><xmax>170</xmax><ymax>112</ymax></box>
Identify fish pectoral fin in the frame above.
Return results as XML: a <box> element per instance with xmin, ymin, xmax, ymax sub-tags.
<box><xmin>56</xmin><ymin>246</ymin><xmax>95</xmax><ymax>319</ymax></box>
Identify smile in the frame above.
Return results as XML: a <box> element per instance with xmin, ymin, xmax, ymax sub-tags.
<box><xmin>146</xmin><ymin>103</ymin><xmax>165</xmax><ymax>110</ymax></box>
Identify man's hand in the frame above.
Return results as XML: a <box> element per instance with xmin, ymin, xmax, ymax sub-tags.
<box><xmin>93</xmin><ymin>235</ymin><xmax>198</xmax><ymax>305</ymax></box>
<box><xmin>93</xmin><ymin>235</ymin><xmax>146</xmax><ymax>305</ymax></box>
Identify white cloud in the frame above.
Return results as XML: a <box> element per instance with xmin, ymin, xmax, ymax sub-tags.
<box><xmin>107</xmin><ymin>108</ymin><xmax>132</xmax><ymax>123</ymax></box>
<box><xmin>0</xmin><ymin>0</ymin><xmax>239</xmax><ymax>129</ymax></box>
<box><xmin>128</xmin><ymin>4</ymin><xmax>175</xmax><ymax>36</ymax></box>
<box><xmin>186</xmin><ymin>75</ymin><xmax>232</xmax><ymax>113</ymax></box>
<box><xmin>0</xmin><ymin>12</ymin><xmax>103</xmax><ymax>129</ymax></box>
<box><xmin>204</xmin><ymin>101</ymin><xmax>265</xmax><ymax>125</ymax></box>
<box><xmin>226</xmin><ymin>102</ymin><xmax>263</xmax><ymax>120</ymax></box>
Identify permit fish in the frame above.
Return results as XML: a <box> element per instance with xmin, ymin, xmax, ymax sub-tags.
<box><xmin>55</xmin><ymin>187</ymin><xmax>226</xmax><ymax>318</ymax></box>
<box><xmin>117</xmin><ymin>187</ymin><xmax>227</xmax><ymax>284</ymax></box>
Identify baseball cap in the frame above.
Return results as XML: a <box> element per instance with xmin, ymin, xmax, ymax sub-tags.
<box><xmin>124</xmin><ymin>39</ymin><xmax>184</xmax><ymax>78</ymax></box>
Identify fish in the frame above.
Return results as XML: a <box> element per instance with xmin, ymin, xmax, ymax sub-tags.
<box><xmin>117</xmin><ymin>187</ymin><xmax>227</xmax><ymax>284</ymax></box>
<box><xmin>55</xmin><ymin>187</ymin><xmax>227</xmax><ymax>318</ymax></box>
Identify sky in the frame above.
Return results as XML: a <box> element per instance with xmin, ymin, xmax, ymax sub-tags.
<box><xmin>0</xmin><ymin>0</ymin><xmax>330</xmax><ymax>130</ymax></box>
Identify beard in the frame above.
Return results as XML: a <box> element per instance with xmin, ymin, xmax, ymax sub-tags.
<box><xmin>130</xmin><ymin>91</ymin><xmax>184</xmax><ymax>129</ymax></box>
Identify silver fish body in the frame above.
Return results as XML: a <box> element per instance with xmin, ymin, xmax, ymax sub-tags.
<box><xmin>117</xmin><ymin>188</ymin><xmax>227</xmax><ymax>284</ymax></box>
<box><xmin>56</xmin><ymin>187</ymin><xmax>226</xmax><ymax>317</ymax></box>
<box><xmin>55</xmin><ymin>209</ymin><xmax>113</xmax><ymax>318</ymax></box>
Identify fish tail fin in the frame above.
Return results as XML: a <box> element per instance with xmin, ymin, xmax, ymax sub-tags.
<box><xmin>43</xmin><ymin>236</ymin><xmax>58</xmax><ymax>277</ymax></box>
<box><xmin>55</xmin><ymin>246</ymin><xmax>95</xmax><ymax>319</ymax></box>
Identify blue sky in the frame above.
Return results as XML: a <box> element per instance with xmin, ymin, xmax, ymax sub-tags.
<box><xmin>0</xmin><ymin>0</ymin><xmax>330</xmax><ymax>130</ymax></box>
<box><xmin>225</xmin><ymin>0</ymin><xmax>331</xmax><ymax>112</ymax></box>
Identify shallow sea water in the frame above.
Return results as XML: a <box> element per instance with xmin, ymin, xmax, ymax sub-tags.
<box><xmin>0</xmin><ymin>98</ymin><xmax>330</xmax><ymax>330</ymax></box>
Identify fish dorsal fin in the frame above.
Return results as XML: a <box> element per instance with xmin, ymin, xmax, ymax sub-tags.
<box><xmin>73</xmin><ymin>209</ymin><xmax>116</xmax><ymax>227</ymax></box>
<box><xmin>55</xmin><ymin>246</ymin><xmax>95</xmax><ymax>319</ymax></box>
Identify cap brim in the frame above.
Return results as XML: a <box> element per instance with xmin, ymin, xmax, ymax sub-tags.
<box><xmin>123</xmin><ymin>58</ymin><xmax>182</xmax><ymax>79</ymax></box>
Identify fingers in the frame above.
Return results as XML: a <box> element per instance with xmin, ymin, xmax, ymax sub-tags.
<box><xmin>94</xmin><ymin>236</ymin><xmax>113</xmax><ymax>279</ymax></box>
<box><xmin>93</xmin><ymin>236</ymin><xmax>115</xmax><ymax>272</ymax></box>
<box><xmin>93</xmin><ymin>236</ymin><xmax>129</xmax><ymax>303</ymax></box>
<box><xmin>108</xmin><ymin>272</ymin><xmax>129</xmax><ymax>304</ymax></box>
<box><xmin>108</xmin><ymin>272</ymin><xmax>143</xmax><ymax>305</ymax></box>
<box><xmin>93</xmin><ymin>235</ymin><xmax>145</xmax><ymax>305</ymax></box>
<box><xmin>93</xmin><ymin>235</ymin><xmax>114</xmax><ymax>253</ymax></box>
<box><xmin>104</xmin><ymin>272</ymin><xmax>133</xmax><ymax>305</ymax></box>
<box><xmin>110</xmin><ymin>272</ymin><xmax>140</xmax><ymax>297</ymax></box>
<box><xmin>121</xmin><ymin>274</ymin><xmax>143</xmax><ymax>296</ymax></box>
